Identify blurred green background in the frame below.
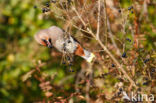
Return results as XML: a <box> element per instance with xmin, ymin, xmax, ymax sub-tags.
<box><xmin>0</xmin><ymin>0</ymin><xmax>65</xmax><ymax>102</ymax></box>
<box><xmin>0</xmin><ymin>0</ymin><xmax>156</xmax><ymax>103</ymax></box>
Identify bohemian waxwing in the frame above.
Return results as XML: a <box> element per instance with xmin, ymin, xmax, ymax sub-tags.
<box><xmin>34</xmin><ymin>26</ymin><xmax>95</xmax><ymax>63</ymax></box>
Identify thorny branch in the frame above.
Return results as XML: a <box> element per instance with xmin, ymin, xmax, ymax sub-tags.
<box><xmin>72</xmin><ymin>6</ymin><xmax>137</xmax><ymax>88</ymax></box>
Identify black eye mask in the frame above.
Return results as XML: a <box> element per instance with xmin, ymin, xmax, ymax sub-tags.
<box><xmin>48</xmin><ymin>38</ymin><xmax>51</xmax><ymax>43</ymax></box>
<box><xmin>42</xmin><ymin>39</ymin><xmax>47</xmax><ymax>44</ymax></box>
<box><xmin>42</xmin><ymin>39</ymin><xmax>53</xmax><ymax>48</ymax></box>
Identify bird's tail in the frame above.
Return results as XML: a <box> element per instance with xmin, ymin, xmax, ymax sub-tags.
<box><xmin>74</xmin><ymin>44</ymin><xmax>95</xmax><ymax>63</ymax></box>
<box><xmin>82</xmin><ymin>49</ymin><xmax>95</xmax><ymax>63</ymax></box>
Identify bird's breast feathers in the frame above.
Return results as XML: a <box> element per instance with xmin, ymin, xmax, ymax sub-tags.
<box><xmin>55</xmin><ymin>37</ymin><xmax>78</xmax><ymax>54</ymax></box>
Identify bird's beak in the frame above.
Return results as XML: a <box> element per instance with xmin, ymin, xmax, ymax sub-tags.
<box><xmin>41</xmin><ymin>39</ymin><xmax>53</xmax><ymax>48</ymax></box>
<box><xmin>47</xmin><ymin>42</ymin><xmax>53</xmax><ymax>48</ymax></box>
<box><xmin>46</xmin><ymin>40</ymin><xmax>53</xmax><ymax>48</ymax></box>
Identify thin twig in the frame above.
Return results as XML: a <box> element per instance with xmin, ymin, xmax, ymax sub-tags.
<box><xmin>86</xmin><ymin>63</ymin><xmax>93</xmax><ymax>103</ymax></box>
<box><xmin>75</xmin><ymin>69</ymin><xmax>85</xmax><ymax>92</ymax></box>
<box><xmin>107</xmin><ymin>18</ymin><xmax>121</xmax><ymax>56</ymax></box>
<box><xmin>58</xmin><ymin>74</ymin><xmax>75</xmax><ymax>86</ymax></box>
<box><xmin>72</xmin><ymin>24</ymin><xmax>90</xmax><ymax>34</ymax></box>
<box><xmin>73</xmin><ymin>7</ymin><xmax>137</xmax><ymax>88</ymax></box>
<box><xmin>88</xmin><ymin>28</ymin><xmax>137</xmax><ymax>88</ymax></box>
<box><xmin>103</xmin><ymin>0</ymin><xmax>108</xmax><ymax>44</ymax></box>
<box><xmin>72</xmin><ymin>6</ymin><xmax>86</xmax><ymax>27</ymax></box>
<box><xmin>96</xmin><ymin>0</ymin><xmax>101</xmax><ymax>40</ymax></box>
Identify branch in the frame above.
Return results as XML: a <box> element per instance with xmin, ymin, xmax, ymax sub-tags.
<box><xmin>96</xmin><ymin>0</ymin><xmax>101</xmax><ymax>40</ymax></box>
<box><xmin>89</xmin><ymin>29</ymin><xmax>137</xmax><ymax>88</ymax></box>
<box><xmin>107</xmin><ymin>18</ymin><xmax>121</xmax><ymax>56</ymax></box>
<box><xmin>73</xmin><ymin>7</ymin><xmax>137</xmax><ymax>88</ymax></box>
<box><xmin>103</xmin><ymin>0</ymin><xmax>108</xmax><ymax>44</ymax></box>
<box><xmin>72</xmin><ymin>7</ymin><xmax>87</xmax><ymax>27</ymax></box>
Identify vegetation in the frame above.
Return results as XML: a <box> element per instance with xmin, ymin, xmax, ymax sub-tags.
<box><xmin>0</xmin><ymin>0</ymin><xmax>156</xmax><ymax>103</ymax></box>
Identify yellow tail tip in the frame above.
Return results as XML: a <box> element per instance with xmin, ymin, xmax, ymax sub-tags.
<box><xmin>87</xmin><ymin>53</ymin><xmax>95</xmax><ymax>63</ymax></box>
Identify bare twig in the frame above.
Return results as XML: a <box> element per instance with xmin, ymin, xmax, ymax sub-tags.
<box><xmin>73</xmin><ymin>7</ymin><xmax>137</xmax><ymax>88</ymax></box>
<box><xmin>107</xmin><ymin>18</ymin><xmax>121</xmax><ymax>56</ymax></box>
<box><xmin>86</xmin><ymin>63</ymin><xmax>93</xmax><ymax>103</ymax></box>
<box><xmin>87</xmin><ymin>29</ymin><xmax>137</xmax><ymax>88</ymax></box>
<box><xmin>139</xmin><ymin>0</ymin><xmax>149</xmax><ymax>21</ymax></box>
<box><xmin>96</xmin><ymin>0</ymin><xmax>101</xmax><ymax>40</ymax></box>
<box><xmin>58</xmin><ymin>74</ymin><xmax>75</xmax><ymax>86</ymax></box>
<box><xmin>75</xmin><ymin>69</ymin><xmax>85</xmax><ymax>92</ymax></box>
<box><xmin>103</xmin><ymin>0</ymin><xmax>108</xmax><ymax>44</ymax></box>
<box><xmin>72</xmin><ymin>7</ymin><xmax>87</xmax><ymax>27</ymax></box>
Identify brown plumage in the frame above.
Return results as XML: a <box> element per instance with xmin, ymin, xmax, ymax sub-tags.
<box><xmin>34</xmin><ymin>26</ymin><xmax>95</xmax><ymax>63</ymax></box>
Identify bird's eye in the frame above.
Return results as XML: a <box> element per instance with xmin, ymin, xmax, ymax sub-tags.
<box><xmin>48</xmin><ymin>38</ymin><xmax>51</xmax><ymax>43</ymax></box>
<box><xmin>42</xmin><ymin>39</ymin><xmax>47</xmax><ymax>43</ymax></box>
<box><xmin>41</xmin><ymin>39</ymin><xmax>48</xmax><ymax>46</ymax></box>
<box><xmin>68</xmin><ymin>40</ymin><xmax>71</xmax><ymax>43</ymax></box>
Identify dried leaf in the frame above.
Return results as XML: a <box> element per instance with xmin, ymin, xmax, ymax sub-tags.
<box><xmin>45</xmin><ymin>91</ymin><xmax>53</xmax><ymax>97</ymax></box>
<box><xmin>22</xmin><ymin>70</ymin><xmax>35</xmax><ymax>82</ymax></box>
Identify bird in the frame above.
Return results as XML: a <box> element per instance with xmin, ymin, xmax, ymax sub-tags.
<box><xmin>34</xmin><ymin>26</ymin><xmax>95</xmax><ymax>63</ymax></box>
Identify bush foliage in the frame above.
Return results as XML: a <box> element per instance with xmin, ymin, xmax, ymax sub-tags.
<box><xmin>0</xmin><ymin>0</ymin><xmax>156</xmax><ymax>103</ymax></box>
